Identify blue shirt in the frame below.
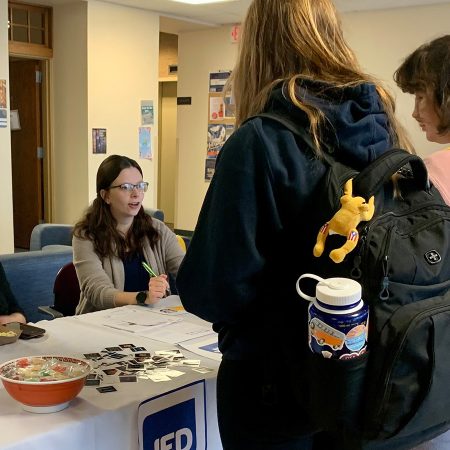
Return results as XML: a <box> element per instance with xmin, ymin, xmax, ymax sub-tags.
<box><xmin>123</xmin><ymin>252</ymin><xmax>150</xmax><ymax>293</ymax></box>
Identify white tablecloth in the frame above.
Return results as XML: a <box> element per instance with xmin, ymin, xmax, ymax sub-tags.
<box><xmin>0</xmin><ymin>302</ymin><xmax>222</xmax><ymax>450</ymax></box>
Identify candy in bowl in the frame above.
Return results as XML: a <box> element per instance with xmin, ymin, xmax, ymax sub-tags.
<box><xmin>0</xmin><ymin>355</ymin><xmax>91</xmax><ymax>413</ymax></box>
<box><xmin>0</xmin><ymin>323</ymin><xmax>21</xmax><ymax>345</ymax></box>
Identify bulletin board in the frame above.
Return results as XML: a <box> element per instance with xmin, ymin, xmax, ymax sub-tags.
<box><xmin>205</xmin><ymin>71</ymin><xmax>236</xmax><ymax>181</ymax></box>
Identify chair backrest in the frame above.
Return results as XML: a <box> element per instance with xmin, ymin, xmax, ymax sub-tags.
<box><xmin>176</xmin><ymin>235</ymin><xmax>187</xmax><ymax>252</ymax></box>
<box><xmin>29</xmin><ymin>224</ymin><xmax>73</xmax><ymax>250</ymax></box>
<box><xmin>53</xmin><ymin>262</ymin><xmax>81</xmax><ymax>316</ymax></box>
<box><xmin>144</xmin><ymin>208</ymin><xmax>165</xmax><ymax>222</ymax></box>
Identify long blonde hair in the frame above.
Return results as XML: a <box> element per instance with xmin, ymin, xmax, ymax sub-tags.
<box><xmin>228</xmin><ymin>0</ymin><xmax>412</xmax><ymax>153</ymax></box>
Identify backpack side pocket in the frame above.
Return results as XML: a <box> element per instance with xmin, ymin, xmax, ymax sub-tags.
<box><xmin>307</xmin><ymin>351</ymin><xmax>369</xmax><ymax>433</ymax></box>
<box><xmin>364</xmin><ymin>294</ymin><xmax>450</xmax><ymax>440</ymax></box>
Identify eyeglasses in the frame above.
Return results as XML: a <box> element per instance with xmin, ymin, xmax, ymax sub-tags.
<box><xmin>108</xmin><ymin>182</ymin><xmax>149</xmax><ymax>193</ymax></box>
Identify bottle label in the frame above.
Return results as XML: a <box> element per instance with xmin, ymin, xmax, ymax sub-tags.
<box><xmin>308</xmin><ymin>304</ymin><xmax>368</xmax><ymax>359</ymax></box>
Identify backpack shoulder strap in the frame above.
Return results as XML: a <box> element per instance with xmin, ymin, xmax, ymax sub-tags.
<box><xmin>254</xmin><ymin>113</ymin><xmax>431</xmax><ymax>200</ymax></box>
<box><xmin>352</xmin><ymin>149</ymin><xmax>430</xmax><ymax>198</ymax></box>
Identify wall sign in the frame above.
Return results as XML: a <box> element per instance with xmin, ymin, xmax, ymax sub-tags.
<box><xmin>177</xmin><ymin>97</ymin><xmax>192</xmax><ymax>105</ymax></box>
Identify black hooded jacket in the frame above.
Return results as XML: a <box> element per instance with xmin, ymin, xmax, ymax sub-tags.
<box><xmin>177</xmin><ymin>80</ymin><xmax>393</xmax><ymax>360</ymax></box>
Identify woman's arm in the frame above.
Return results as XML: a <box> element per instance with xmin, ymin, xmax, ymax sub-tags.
<box><xmin>0</xmin><ymin>263</ymin><xmax>27</xmax><ymax>323</ymax></box>
<box><xmin>0</xmin><ymin>312</ymin><xmax>26</xmax><ymax>325</ymax></box>
<box><xmin>176</xmin><ymin>121</ymin><xmax>278</xmax><ymax>325</ymax></box>
<box><xmin>73</xmin><ymin>236</ymin><xmax>123</xmax><ymax>310</ymax></box>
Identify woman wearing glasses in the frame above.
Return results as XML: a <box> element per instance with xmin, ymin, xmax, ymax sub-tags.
<box><xmin>73</xmin><ymin>155</ymin><xmax>184</xmax><ymax>314</ymax></box>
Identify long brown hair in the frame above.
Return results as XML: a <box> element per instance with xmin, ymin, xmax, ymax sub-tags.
<box><xmin>73</xmin><ymin>155</ymin><xmax>159</xmax><ymax>259</ymax></box>
<box><xmin>228</xmin><ymin>0</ymin><xmax>412</xmax><ymax>153</ymax></box>
<box><xmin>394</xmin><ymin>34</ymin><xmax>450</xmax><ymax>135</ymax></box>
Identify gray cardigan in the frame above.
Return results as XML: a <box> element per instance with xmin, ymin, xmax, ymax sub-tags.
<box><xmin>73</xmin><ymin>219</ymin><xmax>184</xmax><ymax>314</ymax></box>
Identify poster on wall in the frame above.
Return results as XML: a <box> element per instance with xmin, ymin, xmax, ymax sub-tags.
<box><xmin>204</xmin><ymin>159</ymin><xmax>216</xmax><ymax>181</ymax></box>
<box><xmin>139</xmin><ymin>126</ymin><xmax>152</xmax><ymax>160</ymax></box>
<box><xmin>205</xmin><ymin>71</ymin><xmax>235</xmax><ymax>181</ymax></box>
<box><xmin>209</xmin><ymin>71</ymin><xmax>231</xmax><ymax>93</ymax></box>
<box><xmin>92</xmin><ymin>128</ymin><xmax>107</xmax><ymax>154</ymax></box>
<box><xmin>141</xmin><ymin>100</ymin><xmax>154</xmax><ymax>125</ymax></box>
<box><xmin>207</xmin><ymin>123</ymin><xmax>235</xmax><ymax>159</ymax></box>
<box><xmin>0</xmin><ymin>80</ymin><xmax>7</xmax><ymax>128</ymax></box>
<box><xmin>209</xmin><ymin>96</ymin><xmax>225</xmax><ymax>121</ymax></box>
<box><xmin>207</xmin><ymin>124</ymin><xmax>226</xmax><ymax>158</ymax></box>
<box><xmin>224</xmin><ymin>96</ymin><xmax>235</xmax><ymax>118</ymax></box>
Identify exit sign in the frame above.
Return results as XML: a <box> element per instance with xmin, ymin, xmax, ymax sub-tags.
<box><xmin>230</xmin><ymin>24</ymin><xmax>240</xmax><ymax>43</ymax></box>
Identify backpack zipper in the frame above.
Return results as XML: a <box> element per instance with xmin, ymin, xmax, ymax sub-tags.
<box><xmin>397</xmin><ymin>216</ymin><xmax>447</xmax><ymax>237</ymax></box>
<box><xmin>379</xmin><ymin>226</ymin><xmax>395</xmax><ymax>301</ymax></box>
<box><xmin>352</xmin><ymin>203</ymin><xmax>449</xmax><ymax>296</ymax></box>
<box><xmin>351</xmin><ymin>212</ymin><xmax>396</xmax><ymax>288</ymax></box>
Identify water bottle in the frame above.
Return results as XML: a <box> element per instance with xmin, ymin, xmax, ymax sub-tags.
<box><xmin>296</xmin><ymin>273</ymin><xmax>369</xmax><ymax>359</ymax></box>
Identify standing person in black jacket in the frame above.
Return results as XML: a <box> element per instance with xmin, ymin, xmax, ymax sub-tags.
<box><xmin>0</xmin><ymin>263</ymin><xmax>26</xmax><ymax>325</ymax></box>
<box><xmin>177</xmin><ymin>0</ymin><xmax>412</xmax><ymax>449</ymax></box>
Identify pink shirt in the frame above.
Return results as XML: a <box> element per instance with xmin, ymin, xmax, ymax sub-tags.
<box><xmin>424</xmin><ymin>148</ymin><xmax>450</xmax><ymax>205</ymax></box>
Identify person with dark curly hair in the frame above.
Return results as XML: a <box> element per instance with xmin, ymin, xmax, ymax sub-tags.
<box><xmin>394</xmin><ymin>35</ymin><xmax>450</xmax><ymax>204</ymax></box>
<box><xmin>73</xmin><ymin>155</ymin><xmax>184</xmax><ymax>314</ymax></box>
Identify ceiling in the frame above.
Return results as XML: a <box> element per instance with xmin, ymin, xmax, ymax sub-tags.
<box><xmin>21</xmin><ymin>0</ymin><xmax>450</xmax><ymax>33</ymax></box>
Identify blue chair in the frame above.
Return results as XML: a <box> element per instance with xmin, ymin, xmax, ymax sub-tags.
<box><xmin>29</xmin><ymin>224</ymin><xmax>73</xmax><ymax>251</ymax></box>
<box><xmin>144</xmin><ymin>208</ymin><xmax>165</xmax><ymax>222</ymax></box>
<box><xmin>0</xmin><ymin>248</ymin><xmax>73</xmax><ymax>323</ymax></box>
<box><xmin>30</xmin><ymin>209</ymin><xmax>165</xmax><ymax>251</ymax></box>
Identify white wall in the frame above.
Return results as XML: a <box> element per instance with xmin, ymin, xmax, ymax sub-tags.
<box><xmin>52</xmin><ymin>0</ymin><xmax>160</xmax><ymax>225</ymax></box>
<box><xmin>176</xmin><ymin>26</ymin><xmax>238</xmax><ymax>230</ymax></box>
<box><xmin>87</xmin><ymin>1</ymin><xmax>160</xmax><ymax>211</ymax></box>
<box><xmin>175</xmin><ymin>4</ymin><xmax>450</xmax><ymax>232</ymax></box>
<box><xmin>0</xmin><ymin>0</ymin><xmax>14</xmax><ymax>253</ymax></box>
<box><xmin>342</xmin><ymin>3</ymin><xmax>450</xmax><ymax>158</ymax></box>
<box><xmin>52</xmin><ymin>2</ymin><xmax>89</xmax><ymax>225</ymax></box>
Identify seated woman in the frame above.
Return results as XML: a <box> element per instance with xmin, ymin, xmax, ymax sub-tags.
<box><xmin>0</xmin><ymin>263</ymin><xmax>27</xmax><ymax>324</ymax></box>
<box><xmin>73</xmin><ymin>155</ymin><xmax>184</xmax><ymax>314</ymax></box>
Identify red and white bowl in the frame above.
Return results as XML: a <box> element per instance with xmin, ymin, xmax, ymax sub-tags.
<box><xmin>0</xmin><ymin>355</ymin><xmax>91</xmax><ymax>413</ymax></box>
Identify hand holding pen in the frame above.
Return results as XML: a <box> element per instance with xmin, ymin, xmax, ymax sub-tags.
<box><xmin>142</xmin><ymin>262</ymin><xmax>169</xmax><ymax>304</ymax></box>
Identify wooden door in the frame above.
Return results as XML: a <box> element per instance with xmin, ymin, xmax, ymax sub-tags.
<box><xmin>9</xmin><ymin>60</ymin><xmax>43</xmax><ymax>249</ymax></box>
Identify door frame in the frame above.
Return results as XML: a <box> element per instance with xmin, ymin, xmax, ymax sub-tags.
<box><xmin>40</xmin><ymin>58</ymin><xmax>53</xmax><ymax>222</ymax></box>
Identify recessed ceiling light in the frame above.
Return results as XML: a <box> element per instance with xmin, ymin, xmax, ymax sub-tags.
<box><xmin>171</xmin><ymin>0</ymin><xmax>235</xmax><ymax>4</ymax></box>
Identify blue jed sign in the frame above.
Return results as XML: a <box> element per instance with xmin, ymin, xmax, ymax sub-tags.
<box><xmin>138</xmin><ymin>381</ymin><xmax>206</xmax><ymax>450</ymax></box>
<box><xmin>143</xmin><ymin>399</ymin><xmax>196</xmax><ymax>450</ymax></box>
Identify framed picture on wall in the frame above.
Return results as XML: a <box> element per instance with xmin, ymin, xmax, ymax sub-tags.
<box><xmin>92</xmin><ymin>128</ymin><xmax>107</xmax><ymax>154</ymax></box>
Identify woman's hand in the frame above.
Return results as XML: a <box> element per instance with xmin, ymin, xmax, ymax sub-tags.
<box><xmin>146</xmin><ymin>274</ymin><xmax>169</xmax><ymax>304</ymax></box>
<box><xmin>0</xmin><ymin>313</ymin><xmax>27</xmax><ymax>325</ymax></box>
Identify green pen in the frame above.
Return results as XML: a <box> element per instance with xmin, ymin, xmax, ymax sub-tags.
<box><xmin>142</xmin><ymin>261</ymin><xmax>158</xmax><ymax>278</ymax></box>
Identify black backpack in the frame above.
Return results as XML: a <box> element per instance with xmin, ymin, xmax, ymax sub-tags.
<box><xmin>259</xmin><ymin>112</ymin><xmax>450</xmax><ymax>449</ymax></box>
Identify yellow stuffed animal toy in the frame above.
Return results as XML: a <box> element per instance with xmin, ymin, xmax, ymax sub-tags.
<box><xmin>313</xmin><ymin>179</ymin><xmax>375</xmax><ymax>263</ymax></box>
